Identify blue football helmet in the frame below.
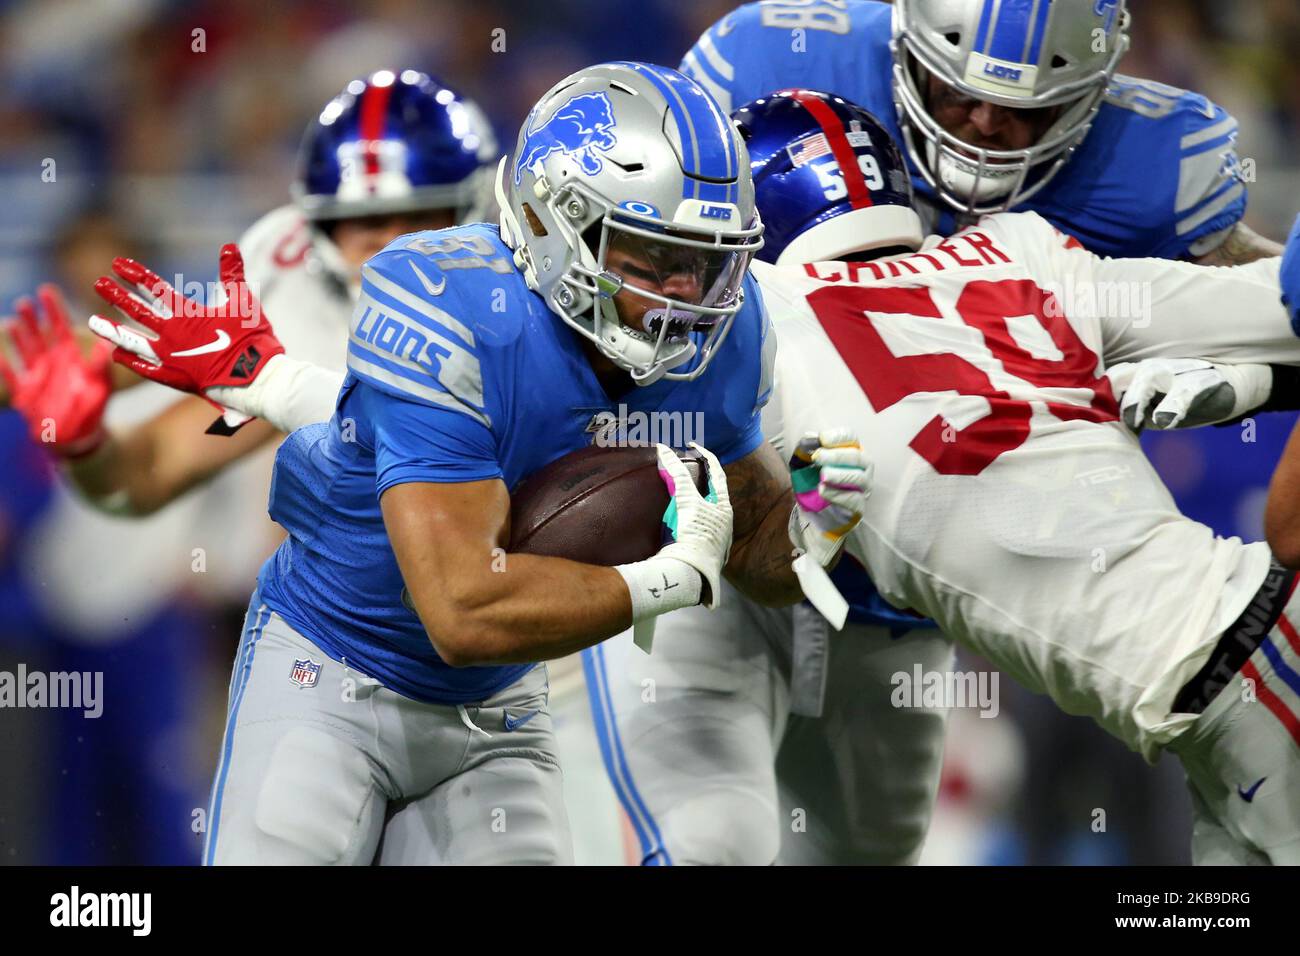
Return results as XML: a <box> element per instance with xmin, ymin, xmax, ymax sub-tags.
<box><xmin>733</xmin><ymin>90</ymin><xmax>924</xmax><ymax>265</ymax></box>
<box><xmin>294</xmin><ymin>69</ymin><xmax>498</xmax><ymax>224</ymax></box>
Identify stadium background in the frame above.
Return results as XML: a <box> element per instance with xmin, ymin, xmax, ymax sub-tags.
<box><xmin>1</xmin><ymin>0</ymin><xmax>1298</xmax><ymax>864</ymax></box>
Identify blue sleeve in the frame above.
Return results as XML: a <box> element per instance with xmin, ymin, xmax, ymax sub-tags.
<box><xmin>360</xmin><ymin>381</ymin><xmax>503</xmax><ymax>496</ymax></box>
<box><xmin>345</xmin><ymin>241</ymin><xmax>493</xmax><ymax>426</ymax></box>
<box><xmin>680</xmin><ymin>0</ymin><xmax>894</xmax><ymax>116</ymax></box>
<box><xmin>1037</xmin><ymin>77</ymin><xmax>1248</xmax><ymax>260</ymax></box>
<box><xmin>707</xmin><ymin>274</ymin><xmax>773</xmax><ymax>465</ymax></box>
<box><xmin>1166</xmin><ymin>93</ymin><xmax>1248</xmax><ymax>259</ymax></box>
<box><xmin>1283</xmin><ymin>215</ymin><xmax>1300</xmax><ymax>334</ymax></box>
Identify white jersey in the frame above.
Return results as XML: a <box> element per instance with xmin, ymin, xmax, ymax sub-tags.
<box><xmin>755</xmin><ymin>211</ymin><xmax>1299</xmax><ymax>760</ymax></box>
<box><xmin>238</xmin><ymin>204</ymin><xmax>354</xmax><ymax>371</ymax></box>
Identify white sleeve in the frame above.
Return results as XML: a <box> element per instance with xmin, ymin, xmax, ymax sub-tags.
<box><xmin>207</xmin><ymin>354</ymin><xmax>345</xmax><ymax>433</ymax></box>
<box><xmin>1013</xmin><ymin>210</ymin><xmax>1296</xmax><ymax>367</ymax></box>
<box><xmin>1090</xmin><ymin>255</ymin><xmax>1298</xmax><ymax>368</ymax></box>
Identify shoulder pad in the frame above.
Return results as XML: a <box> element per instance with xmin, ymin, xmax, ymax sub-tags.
<box><xmin>236</xmin><ymin>205</ymin><xmax>313</xmax><ymax>283</ymax></box>
<box><xmin>1030</xmin><ymin>76</ymin><xmax>1246</xmax><ymax>260</ymax></box>
<box><xmin>347</xmin><ymin>224</ymin><xmax>531</xmax><ymax>426</ymax></box>
<box><xmin>680</xmin><ymin>0</ymin><xmax>892</xmax><ymax>116</ymax></box>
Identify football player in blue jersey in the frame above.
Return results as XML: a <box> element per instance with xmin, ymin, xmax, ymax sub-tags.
<box><xmin>681</xmin><ymin>0</ymin><xmax>1281</xmax><ymax>266</ymax></box>
<box><xmin>86</xmin><ymin>62</ymin><xmax>871</xmax><ymax>865</ymax></box>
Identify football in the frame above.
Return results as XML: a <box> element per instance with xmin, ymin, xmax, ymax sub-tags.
<box><xmin>508</xmin><ymin>444</ymin><xmax>707</xmax><ymax>566</ymax></box>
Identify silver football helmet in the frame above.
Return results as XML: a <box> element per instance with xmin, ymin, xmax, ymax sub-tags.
<box><xmin>892</xmin><ymin>0</ymin><xmax>1131</xmax><ymax>214</ymax></box>
<box><xmin>497</xmin><ymin>61</ymin><xmax>763</xmax><ymax>385</ymax></box>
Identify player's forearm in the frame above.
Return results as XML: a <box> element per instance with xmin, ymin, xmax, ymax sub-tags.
<box><xmin>65</xmin><ymin>413</ymin><xmax>278</xmax><ymax>515</ymax></box>
<box><xmin>724</xmin><ymin>493</ymin><xmax>802</xmax><ymax>607</ymax></box>
<box><xmin>413</xmin><ymin>552</ymin><xmax>637</xmax><ymax>666</ymax></box>
<box><xmin>62</xmin><ymin>429</ymin><xmax>164</xmax><ymax>515</ymax></box>
<box><xmin>64</xmin><ymin>428</ymin><xmax>215</xmax><ymax>516</ymax></box>
<box><xmin>1102</xmin><ymin>257</ymin><xmax>1300</xmax><ymax>367</ymax></box>
<box><xmin>721</xmin><ymin>442</ymin><xmax>803</xmax><ymax>606</ymax></box>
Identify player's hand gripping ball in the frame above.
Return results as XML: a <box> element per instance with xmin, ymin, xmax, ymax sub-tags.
<box><xmin>788</xmin><ymin>429</ymin><xmax>872</xmax><ymax>568</ymax></box>
<box><xmin>655</xmin><ymin>443</ymin><xmax>733</xmax><ymax>608</ymax></box>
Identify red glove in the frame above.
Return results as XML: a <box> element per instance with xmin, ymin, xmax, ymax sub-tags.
<box><xmin>88</xmin><ymin>244</ymin><xmax>284</xmax><ymax>401</ymax></box>
<box><xmin>0</xmin><ymin>285</ymin><xmax>112</xmax><ymax>458</ymax></box>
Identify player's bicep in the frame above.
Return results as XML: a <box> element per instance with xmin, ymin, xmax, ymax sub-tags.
<box><xmin>724</xmin><ymin>438</ymin><xmax>793</xmax><ymax>546</ymax></box>
<box><xmin>1173</xmin><ymin>99</ymin><xmax>1248</xmax><ymax>259</ymax></box>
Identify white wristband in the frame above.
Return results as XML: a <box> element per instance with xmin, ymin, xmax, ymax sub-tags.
<box><xmin>208</xmin><ymin>354</ymin><xmax>345</xmax><ymax>433</ymax></box>
<box><xmin>614</xmin><ymin>556</ymin><xmax>702</xmax><ymax>623</ymax></box>
<box><xmin>1221</xmin><ymin>363</ymin><xmax>1273</xmax><ymax>420</ymax></box>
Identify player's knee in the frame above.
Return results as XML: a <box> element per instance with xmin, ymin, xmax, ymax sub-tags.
<box><xmin>252</xmin><ymin>727</ymin><xmax>377</xmax><ymax>865</ymax></box>
<box><xmin>662</xmin><ymin>789</ymin><xmax>779</xmax><ymax>865</ymax></box>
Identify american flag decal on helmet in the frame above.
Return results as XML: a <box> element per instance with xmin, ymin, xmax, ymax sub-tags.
<box><xmin>786</xmin><ymin>132</ymin><xmax>833</xmax><ymax>168</ymax></box>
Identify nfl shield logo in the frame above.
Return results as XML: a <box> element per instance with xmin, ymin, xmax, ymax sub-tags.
<box><xmin>289</xmin><ymin>658</ymin><xmax>322</xmax><ymax>688</ymax></box>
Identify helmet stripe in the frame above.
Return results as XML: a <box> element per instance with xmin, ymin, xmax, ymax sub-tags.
<box><xmin>987</xmin><ymin>0</ymin><xmax>1037</xmax><ymax>64</ymax></box>
<box><xmin>790</xmin><ymin>90</ymin><xmax>873</xmax><ymax>211</ymax></box>
<box><xmin>610</xmin><ymin>61</ymin><xmax>736</xmax><ymax>200</ymax></box>
<box><xmin>1026</xmin><ymin>0</ymin><xmax>1054</xmax><ymax>64</ymax></box>
<box><xmin>609</xmin><ymin>62</ymin><xmax>698</xmax><ymax>198</ymax></box>
<box><xmin>975</xmin><ymin>0</ymin><xmax>997</xmax><ymax>53</ymax></box>
<box><xmin>358</xmin><ymin>78</ymin><xmax>395</xmax><ymax>178</ymax></box>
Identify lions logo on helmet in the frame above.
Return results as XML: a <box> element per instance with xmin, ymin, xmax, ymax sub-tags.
<box><xmin>497</xmin><ymin>61</ymin><xmax>764</xmax><ymax>385</ymax></box>
<box><xmin>514</xmin><ymin>92</ymin><xmax>619</xmax><ymax>185</ymax></box>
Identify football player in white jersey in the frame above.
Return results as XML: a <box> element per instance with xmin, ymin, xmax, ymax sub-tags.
<box><xmin>750</xmin><ymin>96</ymin><xmax>1300</xmax><ymax>865</ymax></box>
<box><xmin>0</xmin><ymin>70</ymin><xmax>497</xmax><ymax>515</ymax></box>
<box><xmin>583</xmin><ymin>90</ymin><xmax>1293</xmax><ymax>867</ymax></box>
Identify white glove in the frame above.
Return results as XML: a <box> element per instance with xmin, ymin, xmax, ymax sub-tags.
<box><xmin>208</xmin><ymin>353</ymin><xmax>345</xmax><ymax>433</ymax></box>
<box><xmin>1106</xmin><ymin>359</ymin><xmax>1272</xmax><ymax>432</ymax></box>
<box><xmin>787</xmin><ymin>429</ymin><xmax>872</xmax><ymax>568</ymax></box>
<box><xmin>613</xmin><ymin>443</ymin><xmax>732</xmax><ymax>653</ymax></box>
<box><xmin>654</xmin><ymin>442</ymin><xmax>733</xmax><ymax>609</ymax></box>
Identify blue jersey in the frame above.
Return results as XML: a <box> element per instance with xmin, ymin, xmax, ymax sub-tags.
<box><xmin>257</xmin><ymin>223</ymin><xmax>773</xmax><ymax>704</ymax></box>
<box><xmin>682</xmin><ymin>0</ymin><xmax>1247</xmax><ymax>260</ymax></box>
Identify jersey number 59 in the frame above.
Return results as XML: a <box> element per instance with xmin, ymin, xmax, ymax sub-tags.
<box><xmin>808</xmin><ymin>280</ymin><xmax>1119</xmax><ymax>476</ymax></box>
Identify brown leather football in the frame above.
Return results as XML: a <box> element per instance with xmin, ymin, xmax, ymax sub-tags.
<box><xmin>508</xmin><ymin>445</ymin><xmax>708</xmax><ymax>565</ymax></box>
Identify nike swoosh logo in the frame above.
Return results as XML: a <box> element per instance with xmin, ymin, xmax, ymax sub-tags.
<box><xmin>408</xmin><ymin>261</ymin><xmax>447</xmax><ymax>296</ymax></box>
<box><xmin>1238</xmin><ymin>777</ymin><xmax>1267</xmax><ymax>802</ymax></box>
<box><xmin>173</xmin><ymin>329</ymin><xmax>231</xmax><ymax>357</ymax></box>
<box><xmin>503</xmin><ymin>707</ymin><xmax>540</xmax><ymax>732</ymax></box>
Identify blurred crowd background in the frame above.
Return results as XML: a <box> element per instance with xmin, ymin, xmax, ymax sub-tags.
<box><xmin>1</xmin><ymin>0</ymin><xmax>1298</xmax><ymax>865</ymax></box>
